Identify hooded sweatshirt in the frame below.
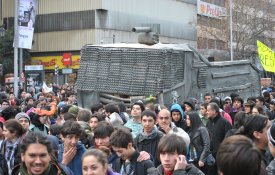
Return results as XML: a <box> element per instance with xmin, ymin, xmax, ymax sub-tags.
<box><xmin>170</xmin><ymin>104</ymin><xmax>187</xmax><ymax>131</ymax></box>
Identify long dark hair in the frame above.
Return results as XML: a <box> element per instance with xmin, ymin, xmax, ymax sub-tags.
<box><xmin>186</xmin><ymin>111</ymin><xmax>203</xmax><ymax>132</ymax></box>
<box><xmin>20</xmin><ymin>132</ymin><xmax>53</xmax><ymax>158</ymax></box>
<box><xmin>238</xmin><ymin>114</ymin><xmax>268</xmax><ymax>141</ymax></box>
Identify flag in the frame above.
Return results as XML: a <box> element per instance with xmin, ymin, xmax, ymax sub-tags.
<box><xmin>257</xmin><ymin>40</ymin><xmax>275</xmax><ymax>72</ymax></box>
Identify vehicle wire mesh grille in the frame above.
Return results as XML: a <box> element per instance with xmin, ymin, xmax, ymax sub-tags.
<box><xmin>76</xmin><ymin>46</ymin><xmax>186</xmax><ymax>96</ymax></box>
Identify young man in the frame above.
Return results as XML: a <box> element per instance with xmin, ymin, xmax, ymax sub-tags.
<box><xmin>58</xmin><ymin>120</ymin><xmax>86</xmax><ymax>175</ymax></box>
<box><xmin>229</xmin><ymin>96</ymin><xmax>244</xmax><ymax>123</ymax></box>
<box><xmin>110</xmin><ymin>128</ymin><xmax>155</xmax><ymax>175</ymax></box>
<box><xmin>157</xmin><ymin>109</ymin><xmax>190</xmax><ymax>147</ymax></box>
<box><xmin>217</xmin><ymin>135</ymin><xmax>261</xmax><ymax>175</ymax></box>
<box><xmin>11</xmin><ymin>132</ymin><xmax>73</xmax><ymax>175</ymax></box>
<box><xmin>124</xmin><ymin>102</ymin><xmax>145</xmax><ymax>138</ymax></box>
<box><xmin>170</xmin><ymin>103</ymin><xmax>187</xmax><ymax>131</ymax></box>
<box><xmin>147</xmin><ymin>134</ymin><xmax>204</xmax><ymax>175</ymax></box>
<box><xmin>134</xmin><ymin>110</ymin><xmax>163</xmax><ymax>165</ymax></box>
<box><xmin>199</xmin><ymin>102</ymin><xmax>209</xmax><ymax>125</ymax></box>
<box><xmin>15</xmin><ymin>112</ymin><xmax>30</xmax><ymax>135</ymax></box>
<box><xmin>93</xmin><ymin>121</ymin><xmax>118</xmax><ymax>167</ymax></box>
<box><xmin>204</xmin><ymin>93</ymin><xmax>212</xmax><ymax>103</ymax></box>
<box><xmin>240</xmin><ymin>115</ymin><xmax>271</xmax><ymax>175</ymax></box>
<box><xmin>104</xmin><ymin>103</ymin><xmax>124</xmax><ymax>128</ymax></box>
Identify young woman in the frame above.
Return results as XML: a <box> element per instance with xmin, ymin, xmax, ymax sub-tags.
<box><xmin>186</xmin><ymin>111</ymin><xmax>211</xmax><ymax>173</ymax></box>
<box><xmin>82</xmin><ymin>148</ymin><xmax>120</xmax><ymax>175</ymax></box>
<box><xmin>1</xmin><ymin>119</ymin><xmax>25</xmax><ymax>174</ymax></box>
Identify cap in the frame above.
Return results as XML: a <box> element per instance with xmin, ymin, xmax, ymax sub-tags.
<box><xmin>224</xmin><ymin>96</ymin><xmax>232</xmax><ymax>102</ymax></box>
<box><xmin>184</xmin><ymin>99</ymin><xmax>195</xmax><ymax>110</ymax></box>
<box><xmin>68</xmin><ymin>106</ymin><xmax>80</xmax><ymax>116</ymax></box>
<box><xmin>15</xmin><ymin>112</ymin><xmax>30</xmax><ymax>123</ymax></box>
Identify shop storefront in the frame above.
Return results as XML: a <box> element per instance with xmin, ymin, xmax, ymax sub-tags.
<box><xmin>31</xmin><ymin>52</ymin><xmax>80</xmax><ymax>85</ymax></box>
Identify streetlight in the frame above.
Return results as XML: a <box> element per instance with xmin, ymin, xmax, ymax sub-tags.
<box><xmin>0</xmin><ymin>26</ymin><xmax>6</xmax><ymax>37</ymax></box>
<box><xmin>229</xmin><ymin>0</ymin><xmax>233</xmax><ymax>61</ymax></box>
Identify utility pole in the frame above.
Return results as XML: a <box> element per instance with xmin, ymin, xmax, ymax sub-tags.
<box><xmin>229</xmin><ymin>0</ymin><xmax>233</xmax><ymax>61</ymax></box>
<box><xmin>14</xmin><ymin>0</ymin><xmax>19</xmax><ymax>97</ymax></box>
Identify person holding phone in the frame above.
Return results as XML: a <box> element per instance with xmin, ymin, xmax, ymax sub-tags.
<box><xmin>148</xmin><ymin>134</ymin><xmax>204</xmax><ymax>175</ymax></box>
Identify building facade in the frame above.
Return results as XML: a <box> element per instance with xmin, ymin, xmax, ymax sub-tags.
<box><xmin>1</xmin><ymin>0</ymin><xmax>197</xmax><ymax>84</ymax></box>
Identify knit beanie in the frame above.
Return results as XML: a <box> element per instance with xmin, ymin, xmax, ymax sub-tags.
<box><xmin>268</xmin><ymin>124</ymin><xmax>275</xmax><ymax>146</ymax></box>
<box><xmin>15</xmin><ymin>112</ymin><xmax>30</xmax><ymax>123</ymax></box>
<box><xmin>68</xmin><ymin>106</ymin><xmax>79</xmax><ymax>116</ymax></box>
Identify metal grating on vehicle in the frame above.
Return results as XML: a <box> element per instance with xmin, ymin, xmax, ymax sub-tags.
<box><xmin>76</xmin><ymin>45</ymin><xmax>187</xmax><ymax>96</ymax></box>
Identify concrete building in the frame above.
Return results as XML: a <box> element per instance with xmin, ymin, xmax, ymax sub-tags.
<box><xmin>1</xmin><ymin>0</ymin><xmax>197</xmax><ymax>84</ymax></box>
<box><xmin>197</xmin><ymin>0</ymin><xmax>275</xmax><ymax>61</ymax></box>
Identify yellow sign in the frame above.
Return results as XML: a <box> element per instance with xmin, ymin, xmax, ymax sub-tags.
<box><xmin>31</xmin><ymin>55</ymin><xmax>80</xmax><ymax>70</ymax></box>
<box><xmin>257</xmin><ymin>40</ymin><xmax>275</xmax><ymax>72</ymax></box>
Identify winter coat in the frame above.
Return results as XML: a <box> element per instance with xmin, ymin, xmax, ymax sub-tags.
<box><xmin>106</xmin><ymin>112</ymin><xmax>124</xmax><ymax>128</ymax></box>
<box><xmin>124</xmin><ymin>119</ymin><xmax>143</xmax><ymax>138</ymax></box>
<box><xmin>147</xmin><ymin>164</ymin><xmax>204</xmax><ymax>175</ymax></box>
<box><xmin>134</xmin><ymin>127</ymin><xmax>163</xmax><ymax>166</ymax></box>
<box><xmin>157</xmin><ymin>122</ymin><xmax>190</xmax><ymax>147</ymax></box>
<box><xmin>112</xmin><ymin>150</ymin><xmax>155</xmax><ymax>175</ymax></box>
<box><xmin>188</xmin><ymin>126</ymin><xmax>211</xmax><ymax>163</ymax></box>
<box><xmin>107</xmin><ymin>169</ymin><xmax>121</xmax><ymax>175</ymax></box>
<box><xmin>58</xmin><ymin>142</ymin><xmax>86</xmax><ymax>175</ymax></box>
<box><xmin>11</xmin><ymin>162</ymin><xmax>74</xmax><ymax>175</ymax></box>
<box><xmin>267</xmin><ymin>159</ymin><xmax>275</xmax><ymax>175</ymax></box>
<box><xmin>206</xmin><ymin>114</ymin><xmax>232</xmax><ymax>156</ymax></box>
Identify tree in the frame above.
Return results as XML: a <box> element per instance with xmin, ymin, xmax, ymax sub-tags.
<box><xmin>233</xmin><ymin>0</ymin><xmax>275</xmax><ymax>60</ymax></box>
<box><xmin>198</xmin><ymin>0</ymin><xmax>275</xmax><ymax>60</ymax></box>
<box><xmin>0</xmin><ymin>28</ymin><xmax>31</xmax><ymax>76</ymax></box>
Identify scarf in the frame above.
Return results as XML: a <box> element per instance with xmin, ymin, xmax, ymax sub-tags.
<box><xmin>164</xmin><ymin>169</ymin><xmax>173</xmax><ymax>175</ymax></box>
<box><xmin>5</xmin><ymin>137</ymin><xmax>21</xmax><ymax>174</ymax></box>
<box><xmin>138</xmin><ymin>127</ymin><xmax>158</xmax><ymax>142</ymax></box>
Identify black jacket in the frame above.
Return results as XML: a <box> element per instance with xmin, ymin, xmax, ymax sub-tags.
<box><xmin>134</xmin><ymin>130</ymin><xmax>163</xmax><ymax>166</ymax></box>
<box><xmin>11</xmin><ymin>162</ymin><xmax>74</xmax><ymax>175</ymax></box>
<box><xmin>189</xmin><ymin>126</ymin><xmax>210</xmax><ymax>162</ymax></box>
<box><xmin>206</xmin><ymin>114</ymin><xmax>232</xmax><ymax>156</ymax></box>
<box><xmin>112</xmin><ymin>150</ymin><xmax>155</xmax><ymax>175</ymax></box>
<box><xmin>147</xmin><ymin>164</ymin><xmax>204</xmax><ymax>175</ymax></box>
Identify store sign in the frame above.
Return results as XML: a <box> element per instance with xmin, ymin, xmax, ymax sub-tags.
<box><xmin>62</xmin><ymin>53</ymin><xmax>72</xmax><ymax>66</ymax></box>
<box><xmin>25</xmin><ymin>65</ymin><xmax>43</xmax><ymax>71</ymax></box>
<box><xmin>197</xmin><ymin>0</ymin><xmax>227</xmax><ymax>18</ymax></box>
<box><xmin>31</xmin><ymin>55</ymin><xmax>80</xmax><ymax>70</ymax></box>
<box><xmin>62</xmin><ymin>68</ymin><xmax>73</xmax><ymax>74</ymax></box>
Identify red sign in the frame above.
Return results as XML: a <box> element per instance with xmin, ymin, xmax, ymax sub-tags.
<box><xmin>62</xmin><ymin>53</ymin><xmax>72</xmax><ymax>66</ymax></box>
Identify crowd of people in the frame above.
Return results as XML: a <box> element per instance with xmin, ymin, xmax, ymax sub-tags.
<box><xmin>0</xmin><ymin>84</ymin><xmax>275</xmax><ymax>175</ymax></box>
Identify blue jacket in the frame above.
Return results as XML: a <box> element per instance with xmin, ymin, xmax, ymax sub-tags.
<box><xmin>170</xmin><ymin>103</ymin><xmax>185</xmax><ymax>120</ymax></box>
<box><xmin>58</xmin><ymin>142</ymin><xmax>86</xmax><ymax>175</ymax></box>
<box><xmin>170</xmin><ymin>104</ymin><xmax>187</xmax><ymax>131</ymax></box>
